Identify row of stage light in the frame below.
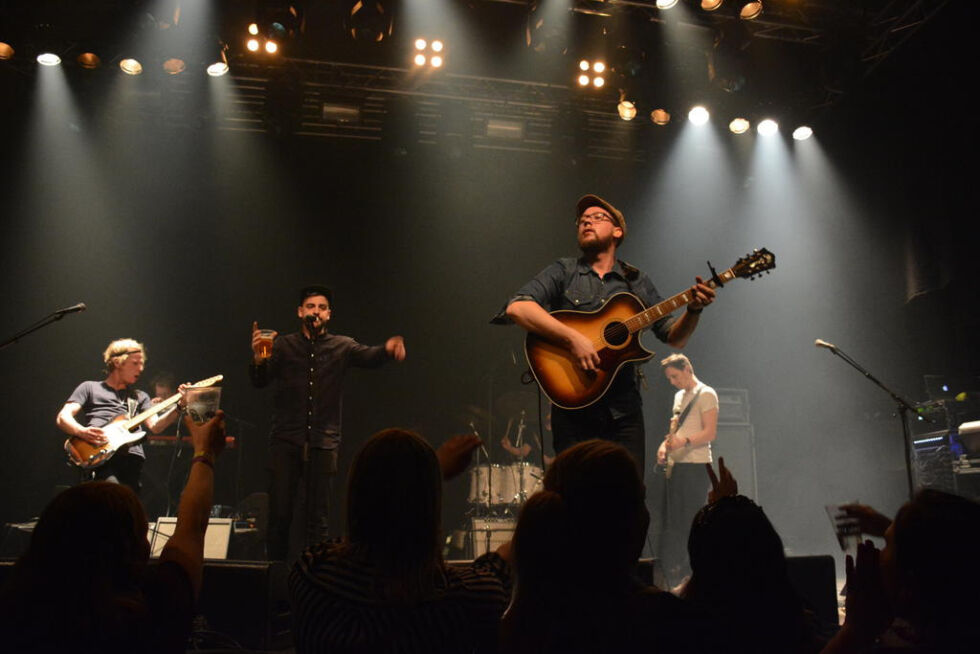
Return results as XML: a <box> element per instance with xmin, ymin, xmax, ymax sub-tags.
<box><xmin>670</xmin><ymin>104</ymin><xmax>812</xmax><ymax>140</ymax></box>
<box><xmin>6</xmin><ymin>48</ymin><xmax>230</xmax><ymax>78</ymax></box>
<box><xmin>577</xmin><ymin>57</ymin><xmax>814</xmax><ymax>140</ymax></box>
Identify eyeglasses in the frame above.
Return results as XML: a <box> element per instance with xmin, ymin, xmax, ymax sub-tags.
<box><xmin>575</xmin><ymin>212</ymin><xmax>614</xmax><ymax>227</ymax></box>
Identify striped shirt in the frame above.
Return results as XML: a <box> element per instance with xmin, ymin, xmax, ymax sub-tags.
<box><xmin>289</xmin><ymin>542</ymin><xmax>511</xmax><ymax>654</ymax></box>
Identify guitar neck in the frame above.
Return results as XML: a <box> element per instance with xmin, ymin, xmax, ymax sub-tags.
<box><xmin>625</xmin><ymin>267</ymin><xmax>737</xmax><ymax>334</ymax></box>
<box><xmin>121</xmin><ymin>392</ymin><xmax>182</xmax><ymax>431</ymax></box>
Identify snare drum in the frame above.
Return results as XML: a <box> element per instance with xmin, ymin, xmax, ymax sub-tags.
<box><xmin>468</xmin><ymin>464</ymin><xmax>517</xmax><ymax>505</ymax></box>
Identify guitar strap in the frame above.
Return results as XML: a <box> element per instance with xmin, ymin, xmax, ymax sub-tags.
<box><xmin>126</xmin><ymin>393</ymin><xmax>138</xmax><ymax>420</ymax></box>
<box><xmin>674</xmin><ymin>386</ymin><xmax>704</xmax><ymax>433</ymax></box>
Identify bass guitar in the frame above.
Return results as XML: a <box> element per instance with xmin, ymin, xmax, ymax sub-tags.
<box><xmin>524</xmin><ymin>249</ymin><xmax>775</xmax><ymax>410</ymax></box>
<box><xmin>64</xmin><ymin>374</ymin><xmax>223</xmax><ymax>470</ymax></box>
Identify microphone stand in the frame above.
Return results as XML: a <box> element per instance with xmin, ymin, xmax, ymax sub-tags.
<box><xmin>818</xmin><ymin>343</ymin><xmax>928</xmax><ymax>500</ymax></box>
<box><xmin>0</xmin><ymin>306</ymin><xmax>84</xmax><ymax>351</ymax></box>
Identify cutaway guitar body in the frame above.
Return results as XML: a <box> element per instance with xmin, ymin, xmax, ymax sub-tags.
<box><xmin>526</xmin><ymin>293</ymin><xmax>653</xmax><ymax>410</ymax></box>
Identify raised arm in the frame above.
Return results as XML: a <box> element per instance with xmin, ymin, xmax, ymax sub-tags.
<box><xmin>159</xmin><ymin>411</ymin><xmax>226</xmax><ymax>596</ymax></box>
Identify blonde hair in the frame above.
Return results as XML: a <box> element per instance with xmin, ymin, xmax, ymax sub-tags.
<box><xmin>660</xmin><ymin>352</ymin><xmax>692</xmax><ymax>372</ymax></box>
<box><xmin>102</xmin><ymin>339</ymin><xmax>145</xmax><ymax>375</ymax></box>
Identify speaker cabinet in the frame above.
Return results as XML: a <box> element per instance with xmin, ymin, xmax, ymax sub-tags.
<box><xmin>197</xmin><ymin>560</ymin><xmax>292</xmax><ymax>651</ymax></box>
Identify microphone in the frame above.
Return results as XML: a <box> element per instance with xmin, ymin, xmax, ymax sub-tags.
<box><xmin>814</xmin><ymin>338</ymin><xmax>838</xmax><ymax>351</ymax></box>
<box><xmin>304</xmin><ymin>315</ymin><xmax>317</xmax><ymax>324</ymax></box>
<box><xmin>55</xmin><ymin>302</ymin><xmax>86</xmax><ymax>315</ymax></box>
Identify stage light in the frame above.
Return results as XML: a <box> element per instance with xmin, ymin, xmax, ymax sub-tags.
<box><xmin>414</xmin><ymin>53</ymin><xmax>426</xmax><ymax>66</ymax></box>
<box><xmin>432</xmin><ymin>40</ymin><xmax>444</xmax><ymax>53</ymax></box>
<box><xmin>37</xmin><ymin>52</ymin><xmax>61</xmax><ymax>66</ymax></box>
<box><xmin>207</xmin><ymin>43</ymin><xmax>229</xmax><ymax>77</ymax></box>
<box><xmin>739</xmin><ymin>1</ymin><xmax>763</xmax><ymax>20</ymax></box>
<box><xmin>618</xmin><ymin>100</ymin><xmax>637</xmax><ymax>121</ymax></box>
<box><xmin>431</xmin><ymin>55</ymin><xmax>443</xmax><ymax>68</ymax></box>
<box><xmin>578</xmin><ymin>74</ymin><xmax>589</xmax><ymax>86</ymax></box>
<box><xmin>248</xmin><ymin>23</ymin><xmax>259</xmax><ymax>36</ymax></box>
<box><xmin>119</xmin><ymin>58</ymin><xmax>142</xmax><ymax>75</ymax></box>
<box><xmin>348</xmin><ymin>0</ymin><xmax>393</xmax><ymax>43</ymax></box>
<box><xmin>656</xmin><ymin>0</ymin><xmax>679</xmax><ymax>8</ymax></box>
<box><xmin>729</xmin><ymin>117</ymin><xmax>750</xmax><ymax>134</ymax></box>
<box><xmin>792</xmin><ymin>125</ymin><xmax>813</xmax><ymax>141</ymax></box>
<box><xmin>593</xmin><ymin>76</ymin><xmax>604</xmax><ymax>88</ymax></box>
<box><xmin>415</xmin><ymin>38</ymin><xmax>426</xmax><ymax>50</ymax></box>
<box><xmin>205</xmin><ymin>61</ymin><xmax>228</xmax><ymax>77</ymax></box>
<box><xmin>77</xmin><ymin>52</ymin><xmax>101</xmax><ymax>69</ymax></box>
<box><xmin>265</xmin><ymin>40</ymin><xmax>278</xmax><ymax>54</ymax></box>
<box><xmin>593</xmin><ymin>61</ymin><xmax>605</xmax><ymax>74</ymax></box>
<box><xmin>702</xmin><ymin>0</ymin><xmax>723</xmax><ymax>9</ymax></box>
<box><xmin>0</xmin><ymin>43</ymin><xmax>13</xmax><ymax>60</ymax></box>
<box><xmin>757</xmin><ymin>118</ymin><xmax>778</xmax><ymax>135</ymax></box>
<box><xmin>688</xmin><ymin>105</ymin><xmax>709</xmax><ymax>125</ymax></box>
<box><xmin>162</xmin><ymin>58</ymin><xmax>186</xmax><ymax>75</ymax></box>
<box><xmin>579</xmin><ymin>59</ymin><xmax>590</xmax><ymax>71</ymax></box>
<box><xmin>651</xmin><ymin>109</ymin><xmax>670</xmax><ymax>125</ymax></box>
<box><xmin>247</xmin><ymin>38</ymin><xmax>260</xmax><ymax>52</ymax></box>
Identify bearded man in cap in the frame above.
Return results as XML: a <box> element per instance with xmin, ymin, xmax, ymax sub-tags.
<box><xmin>500</xmin><ymin>195</ymin><xmax>714</xmax><ymax>473</ymax></box>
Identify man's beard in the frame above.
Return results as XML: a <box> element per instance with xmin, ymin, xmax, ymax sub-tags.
<box><xmin>579</xmin><ymin>232</ymin><xmax>613</xmax><ymax>254</ymax></box>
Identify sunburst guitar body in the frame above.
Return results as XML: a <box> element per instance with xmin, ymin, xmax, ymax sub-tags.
<box><xmin>524</xmin><ymin>248</ymin><xmax>776</xmax><ymax>410</ymax></box>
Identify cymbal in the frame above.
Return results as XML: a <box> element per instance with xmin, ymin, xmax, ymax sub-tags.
<box><xmin>457</xmin><ymin>404</ymin><xmax>492</xmax><ymax>424</ymax></box>
<box><xmin>495</xmin><ymin>390</ymin><xmax>539</xmax><ymax>419</ymax></box>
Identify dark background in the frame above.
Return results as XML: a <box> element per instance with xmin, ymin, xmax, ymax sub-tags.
<box><xmin>0</xmin><ymin>3</ymin><xmax>975</xmax><ymax>566</ymax></box>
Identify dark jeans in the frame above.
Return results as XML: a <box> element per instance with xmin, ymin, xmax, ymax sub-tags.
<box><xmin>267</xmin><ymin>440</ymin><xmax>338</xmax><ymax>561</ymax></box>
<box><xmin>658</xmin><ymin>462</ymin><xmax>709</xmax><ymax>584</ymax></box>
<box><xmin>92</xmin><ymin>451</ymin><xmax>144</xmax><ymax>497</ymax></box>
<box><xmin>552</xmin><ymin>404</ymin><xmax>646</xmax><ymax>474</ymax></box>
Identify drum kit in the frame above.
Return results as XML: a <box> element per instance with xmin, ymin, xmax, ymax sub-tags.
<box><xmin>462</xmin><ymin>399</ymin><xmax>547</xmax><ymax>557</ymax></box>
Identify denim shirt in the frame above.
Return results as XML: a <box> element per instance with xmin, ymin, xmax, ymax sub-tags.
<box><xmin>496</xmin><ymin>257</ymin><xmax>675</xmax><ymax>417</ymax></box>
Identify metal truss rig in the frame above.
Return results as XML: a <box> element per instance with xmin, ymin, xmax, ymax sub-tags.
<box><xmin>484</xmin><ymin>0</ymin><xmax>947</xmax><ymax>53</ymax></box>
<box><xmin>222</xmin><ymin>59</ymin><xmax>649</xmax><ymax>160</ymax></box>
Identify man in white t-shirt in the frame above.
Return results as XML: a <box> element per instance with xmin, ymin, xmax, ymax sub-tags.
<box><xmin>656</xmin><ymin>353</ymin><xmax>718</xmax><ymax>583</ymax></box>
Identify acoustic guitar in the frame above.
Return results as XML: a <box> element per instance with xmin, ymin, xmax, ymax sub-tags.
<box><xmin>64</xmin><ymin>374</ymin><xmax>223</xmax><ymax>470</ymax></box>
<box><xmin>524</xmin><ymin>249</ymin><xmax>775</xmax><ymax>409</ymax></box>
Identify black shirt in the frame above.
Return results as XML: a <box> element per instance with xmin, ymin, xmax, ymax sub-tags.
<box><xmin>249</xmin><ymin>330</ymin><xmax>390</xmax><ymax>449</ymax></box>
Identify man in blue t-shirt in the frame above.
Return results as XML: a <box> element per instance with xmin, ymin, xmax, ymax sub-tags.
<box><xmin>57</xmin><ymin>338</ymin><xmax>184</xmax><ymax>494</ymax></box>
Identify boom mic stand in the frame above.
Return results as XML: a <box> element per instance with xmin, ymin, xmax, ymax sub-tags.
<box><xmin>815</xmin><ymin>339</ymin><xmax>930</xmax><ymax>500</ymax></box>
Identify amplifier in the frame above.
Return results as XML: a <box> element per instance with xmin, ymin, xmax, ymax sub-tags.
<box><xmin>149</xmin><ymin>517</ymin><xmax>233</xmax><ymax>559</ymax></box>
<box><xmin>468</xmin><ymin>517</ymin><xmax>515</xmax><ymax>558</ymax></box>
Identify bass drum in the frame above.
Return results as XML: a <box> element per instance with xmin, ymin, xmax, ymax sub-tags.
<box><xmin>468</xmin><ymin>464</ymin><xmax>517</xmax><ymax>505</ymax></box>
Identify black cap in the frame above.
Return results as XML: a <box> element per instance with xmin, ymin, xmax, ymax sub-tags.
<box><xmin>299</xmin><ymin>284</ymin><xmax>333</xmax><ymax>307</ymax></box>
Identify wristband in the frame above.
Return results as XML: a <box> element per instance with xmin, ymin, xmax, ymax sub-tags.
<box><xmin>192</xmin><ymin>451</ymin><xmax>215</xmax><ymax>468</ymax></box>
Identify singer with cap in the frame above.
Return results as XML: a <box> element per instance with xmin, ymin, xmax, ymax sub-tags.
<box><xmin>496</xmin><ymin>195</ymin><xmax>714</xmax><ymax>474</ymax></box>
<box><xmin>250</xmin><ymin>285</ymin><xmax>406</xmax><ymax>561</ymax></box>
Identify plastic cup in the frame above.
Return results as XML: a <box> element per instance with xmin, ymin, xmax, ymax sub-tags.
<box><xmin>186</xmin><ymin>386</ymin><xmax>222</xmax><ymax>424</ymax></box>
<box><xmin>825</xmin><ymin>503</ymin><xmax>861</xmax><ymax>553</ymax></box>
<box><xmin>256</xmin><ymin>329</ymin><xmax>276</xmax><ymax>358</ymax></box>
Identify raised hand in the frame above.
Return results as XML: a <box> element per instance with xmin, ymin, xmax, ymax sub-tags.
<box><xmin>436</xmin><ymin>434</ymin><xmax>482</xmax><ymax>480</ymax></box>
<box><xmin>705</xmin><ymin>456</ymin><xmax>738</xmax><ymax>503</ymax></box>
<box><xmin>184</xmin><ymin>410</ymin><xmax>227</xmax><ymax>461</ymax></box>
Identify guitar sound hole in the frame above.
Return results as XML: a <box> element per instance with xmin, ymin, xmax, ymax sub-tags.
<box><xmin>603</xmin><ymin>321</ymin><xmax>629</xmax><ymax>346</ymax></box>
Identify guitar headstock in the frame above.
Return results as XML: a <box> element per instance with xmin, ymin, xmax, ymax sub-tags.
<box><xmin>731</xmin><ymin>248</ymin><xmax>775</xmax><ymax>280</ymax></box>
<box><xmin>191</xmin><ymin>374</ymin><xmax>223</xmax><ymax>388</ymax></box>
